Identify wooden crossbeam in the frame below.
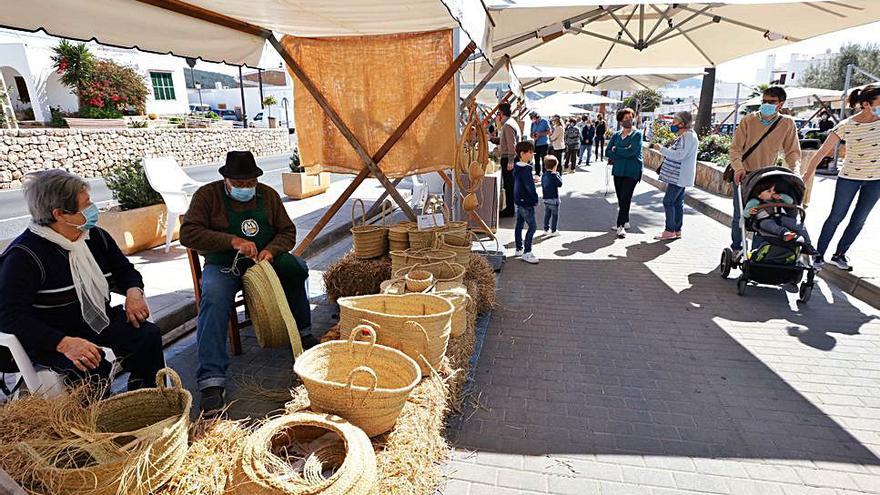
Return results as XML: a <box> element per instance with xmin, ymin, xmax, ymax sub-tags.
<box><xmin>482</xmin><ymin>91</ymin><xmax>514</xmax><ymax>127</ymax></box>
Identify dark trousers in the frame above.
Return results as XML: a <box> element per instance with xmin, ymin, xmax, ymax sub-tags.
<box><xmin>817</xmin><ymin>177</ymin><xmax>880</xmax><ymax>256</ymax></box>
<box><xmin>551</xmin><ymin>148</ymin><xmax>564</xmax><ymax>170</ymax></box>
<box><xmin>31</xmin><ymin>306</ymin><xmax>165</xmax><ymax>391</ymax></box>
<box><xmin>595</xmin><ymin>137</ymin><xmax>606</xmax><ymax>160</ymax></box>
<box><xmin>613</xmin><ymin>176</ymin><xmax>639</xmax><ymax>227</ymax></box>
<box><xmin>500</xmin><ymin>157</ymin><xmax>515</xmax><ymax>217</ymax></box>
<box><xmin>534</xmin><ymin>144</ymin><xmax>549</xmax><ymax>175</ymax></box>
<box><xmin>564</xmin><ymin>146</ymin><xmax>578</xmax><ymax>170</ymax></box>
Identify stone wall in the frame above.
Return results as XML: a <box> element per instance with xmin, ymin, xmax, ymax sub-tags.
<box><xmin>0</xmin><ymin>127</ymin><xmax>291</xmax><ymax>189</ymax></box>
<box><xmin>644</xmin><ymin>146</ymin><xmax>733</xmax><ymax>197</ymax></box>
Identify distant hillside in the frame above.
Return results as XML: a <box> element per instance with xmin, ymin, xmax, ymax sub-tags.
<box><xmin>185</xmin><ymin>69</ymin><xmax>238</xmax><ymax>89</ymax></box>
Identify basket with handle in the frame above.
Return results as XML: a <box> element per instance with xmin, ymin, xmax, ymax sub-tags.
<box><xmin>389</xmin><ymin>248</ymin><xmax>455</xmax><ymax>273</ymax></box>
<box><xmin>350</xmin><ymin>198</ymin><xmax>388</xmax><ymax>259</ymax></box>
<box><xmin>403</xmin><ymin>269</ymin><xmax>434</xmax><ymax>292</ymax></box>
<box><xmin>388</xmin><ymin>221</ymin><xmax>414</xmax><ymax>251</ymax></box>
<box><xmin>293</xmin><ymin>325</ymin><xmax>421</xmax><ymax>437</ymax></box>
<box><xmin>437</xmin><ymin>231</ymin><xmax>486</xmax><ymax>266</ymax></box>
<box><xmin>435</xmin><ymin>287</ymin><xmax>473</xmax><ymax>338</ymax></box>
<box><xmin>393</xmin><ymin>260</ymin><xmax>466</xmax><ymax>284</ymax></box>
<box><xmin>407</xmin><ymin>217</ymin><xmax>443</xmax><ymax>251</ymax></box>
<box><xmin>234</xmin><ymin>410</ymin><xmax>377</xmax><ymax>495</ymax></box>
<box><xmin>19</xmin><ymin>368</ymin><xmax>191</xmax><ymax>495</ymax></box>
<box><xmin>442</xmin><ymin>204</ymin><xmax>469</xmax><ymax>235</ymax></box>
<box><xmin>337</xmin><ymin>293</ymin><xmax>453</xmax><ymax>375</ymax></box>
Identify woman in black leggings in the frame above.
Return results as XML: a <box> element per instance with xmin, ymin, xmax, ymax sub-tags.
<box><xmin>605</xmin><ymin>108</ymin><xmax>643</xmax><ymax>238</ymax></box>
<box><xmin>594</xmin><ymin>114</ymin><xmax>607</xmax><ymax>161</ymax></box>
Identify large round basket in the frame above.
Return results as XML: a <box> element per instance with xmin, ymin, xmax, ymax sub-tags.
<box><xmin>394</xmin><ymin>260</ymin><xmax>466</xmax><ymax>285</ymax></box>
<box><xmin>235</xmin><ymin>411</ymin><xmax>377</xmax><ymax>495</ymax></box>
<box><xmin>389</xmin><ymin>248</ymin><xmax>455</xmax><ymax>273</ymax></box>
<box><xmin>407</xmin><ymin>227</ymin><xmax>441</xmax><ymax>251</ymax></box>
<box><xmin>19</xmin><ymin>368</ymin><xmax>191</xmax><ymax>495</ymax></box>
<box><xmin>388</xmin><ymin>222</ymin><xmax>414</xmax><ymax>252</ymax></box>
<box><xmin>435</xmin><ymin>288</ymin><xmax>473</xmax><ymax>338</ymax></box>
<box><xmin>442</xmin><ymin>204</ymin><xmax>469</xmax><ymax>235</ymax></box>
<box><xmin>337</xmin><ymin>293</ymin><xmax>454</xmax><ymax>375</ymax></box>
<box><xmin>350</xmin><ymin>199</ymin><xmax>388</xmax><ymax>259</ymax></box>
<box><xmin>243</xmin><ymin>260</ymin><xmax>303</xmax><ymax>357</ymax></box>
<box><xmin>294</xmin><ymin>325</ymin><xmax>420</xmax><ymax>437</ymax></box>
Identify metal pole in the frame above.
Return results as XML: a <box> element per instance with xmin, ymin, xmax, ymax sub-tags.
<box><xmin>733</xmin><ymin>82</ymin><xmax>741</xmax><ymax>130</ymax></box>
<box><xmin>258</xmin><ymin>69</ymin><xmax>264</xmax><ymax>108</ymax></box>
<box><xmin>282</xmin><ymin>97</ymin><xmax>290</xmax><ymax>129</ymax></box>
<box><xmin>239</xmin><ymin>65</ymin><xmax>248</xmax><ymax>128</ymax></box>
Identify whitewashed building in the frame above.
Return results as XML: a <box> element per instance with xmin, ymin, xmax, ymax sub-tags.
<box><xmin>0</xmin><ymin>29</ymin><xmax>189</xmax><ymax>122</ymax></box>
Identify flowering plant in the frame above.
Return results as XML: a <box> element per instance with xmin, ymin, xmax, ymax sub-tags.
<box><xmin>52</xmin><ymin>42</ymin><xmax>147</xmax><ymax>117</ymax></box>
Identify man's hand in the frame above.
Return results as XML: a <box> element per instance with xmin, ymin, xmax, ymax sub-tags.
<box><xmin>231</xmin><ymin>237</ymin><xmax>258</xmax><ymax>258</ymax></box>
<box><xmin>56</xmin><ymin>336</ymin><xmax>102</xmax><ymax>372</ymax></box>
<box><xmin>256</xmin><ymin>249</ymin><xmax>274</xmax><ymax>263</ymax></box>
<box><xmin>125</xmin><ymin>288</ymin><xmax>150</xmax><ymax>329</ymax></box>
<box><xmin>734</xmin><ymin>169</ymin><xmax>747</xmax><ymax>184</ymax></box>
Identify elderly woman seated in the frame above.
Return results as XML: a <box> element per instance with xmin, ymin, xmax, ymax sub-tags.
<box><xmin>0</xmin><ymin>169</ymin><xmax>164</xmax><ymax>390</ymax></box>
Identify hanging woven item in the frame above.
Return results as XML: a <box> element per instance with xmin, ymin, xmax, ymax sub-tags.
<box><xmin>242</xmin><ymin>260</ymin><xmax>303</xmax><ymax>357</ymax></box>
<box><xmin>454</xmin><ymin>100</ymin><xmax>490</xmax><ymax>212</ymax></box>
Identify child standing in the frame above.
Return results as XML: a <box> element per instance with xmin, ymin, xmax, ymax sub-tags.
<box><xmin>541</xmin><ymin>155</ymin><xmax>563</xmax><ymax>237</ymax></box>
<box><xmin>513</xmin><ymin>141</ymin><xmax>540</xmax><ymax>264</ymax></box>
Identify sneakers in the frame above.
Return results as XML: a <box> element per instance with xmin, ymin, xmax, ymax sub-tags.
<box><xmin>830</xmin><ymin>253</ymin><xmax>852</xmax><ymax>271</ymax></box>
<box><xmin>521</xmin><ymin>252</ymin><xmax>539</xmax><ymax>264</ymax></box>
<box><xmin>731</xmin><ymin>248</ymin><xmax>743</xmax><ymax>261</ymax></box>
<box><xmin>200</xmin><ymin>386</ymin><xmax>226</xmax><ymax>418</ymax></box>
<box><xmin>617</xmin><ymin>226</ymin><xmax>627</xmax><ymax>238</ymax></box>
<box><xmin>513</xmin><ymin>249</ymin><xmax>524</xmax><ymax>257</ymax></box>
<box><xmin>543</xmin><ymin>229</ymin><xmax>550</xmax><ymax>236</ymax></box>
<box><xmin>654</xmin><ymin>231</ymin><xmax>677</xmax><ymax>240</ymax></box>
<box><xmin>300</xmin><ymin>334</ymin><xmax>320</xmax><ymax>350</ymax></box>
<box><xmin>548</xmin><ymin>231</ymin><xmax>561</xmax><ymax>238</ymax></box>
<box><xmin>813</xmin><ymin>254</ymin><xmax>825</xmax><ymax>269</ymax></box>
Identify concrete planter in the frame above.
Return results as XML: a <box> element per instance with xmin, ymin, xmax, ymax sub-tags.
<box><xmin>644</xmin><ymin>146</ymin><xmax>733</xmax><ymax>197</ymax></box>
<box><xmin>268</xmin><ymin>117</ymin><xmax>278</xmax><ymax>128</ymax></box>
<box><xmin>282</xmin><ymin>171</ymin><xmax>330</xmax><ymax>199</ymax></box>
<box><xmin>97</xmin><ymin>203</ymin><xmax>180</xmax><ymax>255</ymax></box>
<box><xmin>64</xmin><ymin>117</ymin><xmax>127</xmax><ymax>129</ymax></box>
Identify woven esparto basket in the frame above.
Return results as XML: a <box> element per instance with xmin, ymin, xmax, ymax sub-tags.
<box><xmin>243</xmin><ymin>260</ymin><xmax>303</xmax><ymax>357</ymax></box>
<box><xmin>388</xmin><ymin>221</ymin><xmax>414</xmax><ymax>252</ymax></box>
<box><xmin>20</xmin><ymin>368</ymin><xmax>191</xmax><ymax>495</ymax></box>
<box><xmin>389</xmin><ymin>248</ymin><xmax>455</xmax><ymax>273</ymax></box>
<box><xmin>337</xmin><ymin>293</ymin><xmax>453</xmax><ymax>375</ymax></box>
<box><xmin>394</xmin><ymin>260</ymin><xmax>466</xmax><ymax>284</ymax></box>
<box><xmin>435</xmin><ymin>288</ymin><xmax>473</xmax><ymax>338</ymax></box>
<box><xmin>235</xmin><ymin>411</ymin><xmax>377</xmax><ymax>495</ymax></box>
<box><xmin>351</xmin><ymin>198</ymin><xmax>388</xmax><ymax>259</ymax></box>
<box><xmin>442</xmin><ymin>204</ymin><xmax>469</xmax><ymax>235</ymax></box>
<box><xmin>438</xmin><ymin>231</ymin><xmax>484</xmax><ymax>266</ymax></box>
<box><xmin>404</xmin><ymin>270</ymin><xmax>434</xmax><ymax>292</ymax></box>
<box><xmin>294</xmin><ymin>325</ymin><xmax>420</xmax><ymax>437</ymax></box>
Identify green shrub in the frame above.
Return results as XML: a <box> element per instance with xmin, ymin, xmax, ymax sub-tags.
<box><xmin>49</xmin><ymin>107</ymin><xmax>68</xmax><ymax>127</ymax></box>
<box><xmin>79</xmin><ymin>105</ymin><xmax>123</xmax><ymax>119</ymax></box>
<box><xmin>698</xmin><ymin>135</ymin><xmax>732</xmax><ymax>167</ymax></box>
<box><xmin>289</xmin><ymin>148</ymin><xmax>305</xmax><ymax>173</ymax></box>
<box><xmin>128</xmin><ymin>119</ymin><xmax>148</xmax><ymax>128</ymax></box>
<box><xmin>206</xmin><ymin>111</ymin><xmax>220</xmax><ymax>120</ymax></box>
<box><xmin>104</xmin><ymin>160</ymin><xmax>163</xmax><ymax>210</ymax></box>
<box><xmin>650</xmin><ymin>120</ymin><xmax>676</xmax><ymax>145</ymax></box>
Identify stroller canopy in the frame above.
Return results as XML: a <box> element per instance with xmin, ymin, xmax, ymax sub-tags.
<box><xmin>742</xmin><ymin>167</ymin><xmax>806</xmax><ymax>205</ymax></box>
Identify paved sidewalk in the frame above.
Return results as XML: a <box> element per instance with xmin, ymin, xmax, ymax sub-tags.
<box><xmin>444</xmin><ymin>163</ymin><xmax>880</xmax><ymax>495</ymax></box>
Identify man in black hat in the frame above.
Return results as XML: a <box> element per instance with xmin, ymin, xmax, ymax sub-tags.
<box><xmin>180</xmin><ymin>150</ymin><xmax>317</xmax><ymax>416</ymax></box>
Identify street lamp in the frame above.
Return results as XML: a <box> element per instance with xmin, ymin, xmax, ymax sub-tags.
<box><xmin>195</xmin><ymin>81</ymin><xmax>203</xmax><ymax>107</ymax></box>
<box><xmin>282</xmin><ymin>97</ymin><xmax>290</xmax><ymax>129</ymax></box>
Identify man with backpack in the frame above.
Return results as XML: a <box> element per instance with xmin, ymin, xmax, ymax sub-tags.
<box><xmin>728</xmin><ymin>86</ymin><xmax>801</xmax><ymax>258</ymax></box>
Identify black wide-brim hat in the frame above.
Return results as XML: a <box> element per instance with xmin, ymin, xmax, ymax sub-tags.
<box><xmin>219</xmin><ymin>150</ymin><xmax>263</xmax><ymax>179</ymax></box>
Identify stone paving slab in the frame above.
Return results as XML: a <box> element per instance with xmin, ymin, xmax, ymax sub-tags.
<box><xmin>444</xmin><ymin>162</ymin><xmax>880</xmax><ymax>495</ymax></box>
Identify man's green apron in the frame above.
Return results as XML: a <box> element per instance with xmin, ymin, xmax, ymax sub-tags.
<box><xmin>205</xmin><ymin>191</ymin><xmax>311</xmax><ymax>332</ymax></box>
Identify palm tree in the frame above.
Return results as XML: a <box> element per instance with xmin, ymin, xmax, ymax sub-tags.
<box><xmin>51</xmin><ymin>40</ymin><xmax>96</xmax><ymax>109</ymax></box>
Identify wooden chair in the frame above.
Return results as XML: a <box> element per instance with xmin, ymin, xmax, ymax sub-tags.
<box><xmin>186</xmin><ymin>248</ymin><xmax>249</xmax><ymax>356</ymax></box>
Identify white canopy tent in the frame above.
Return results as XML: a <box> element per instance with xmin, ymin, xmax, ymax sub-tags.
<box><xmin>535</xmin><ymin>92</ymin><xmax>622</xmax><ymax>106</ymax></box>
<box><xmin>527</xmin><ymin>101</ymin><xmax>591</xmax><ymax>116</ymax></box>
<box><xmin>516</xmin><ymin>65</ymin><xmax>704</xmax><ymax>92</ymax></box>
<box><xmin>484</xmin><ymin>1</ymin><xmax>880</xmax><ymax>70</ymax></box>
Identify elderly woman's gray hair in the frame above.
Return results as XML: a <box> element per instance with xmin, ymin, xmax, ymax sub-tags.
<box><xmin>23</xmin><ymin>169</ymin><xmax>90</xmax><ymax>226</ymax></box>
<box><xmin>674</xmin><ymin>111</ymin><xmax>694</xmax><ymax>129</ymax></box>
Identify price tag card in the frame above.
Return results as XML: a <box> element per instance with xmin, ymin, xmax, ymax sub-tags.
<box><xmin>417</xmin><ymin>213</ymin><xmax>445</xmax><ymax>230</ymax></box>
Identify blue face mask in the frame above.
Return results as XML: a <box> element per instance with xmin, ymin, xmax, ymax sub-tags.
<box><xmin>67</xmin><ymin>203</ymin><xmax>99</xmax><ymax>231</ymax></box>
<box><xmin>874</xmin><ymin>107</ymin><xmax>880</xmax><ymax>118</ymax></box>
<box><xmin>759</xmin><ymin>103</ymin><xmax>778</xmax><ymax>118</ymax></box>
<box><xmin>229</xmin><ymin>185</ymin><xmax>256</xmax><ymax>202</ymax></box>
<box><xmin>670</xmin><ymin>125</ymin><xmax>680</xmax><ymax>133</ymax></box>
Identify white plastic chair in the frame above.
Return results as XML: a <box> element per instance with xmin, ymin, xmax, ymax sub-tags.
<box><xmin>142</xmin><ymin>157</ymin><xmax>205</xmax><ymax>252</ymax></box>
<box><xmin>410</xmin><ymin>174</ymin><xmax>429</xmax><ymax>211</ymax></box>
<box><xmin>0</xmin><ymin>332</ymin><xmax>117</xmax><ymax>399</ymax></box>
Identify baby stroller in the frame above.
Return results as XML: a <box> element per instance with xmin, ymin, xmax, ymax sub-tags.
<box><xmin>719</xmin><ymin>167</ymin><xmax>817</xmax><ymax>303</ymax></box>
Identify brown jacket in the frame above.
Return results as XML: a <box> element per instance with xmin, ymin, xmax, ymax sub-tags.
<box><xmin>730</xmin><ymin>113</ymin><xmax>801</xmax><ymax>173</ymax></box>
<box><xmin>180</xmin><ymin>181</ymin><xmax>297</xmax><ymax>256</ymax></box>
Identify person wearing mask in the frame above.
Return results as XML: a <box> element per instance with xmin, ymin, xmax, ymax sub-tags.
<box><xmin>492</xmin><ymin>103</ymin><xmax>520</xmax><ymax>218</ymax></box>
<box><xmin>529</xmin><ymin>111</ymin><xmax>551</xmax><ymax>176</ymax></box>
<box><xmin>181</xmin><ymin>151</ymin><xmax>316</xmax><ymax>416</ymax></box>
<box><xmin>802</xmin><ymin>85</ymin><xmax>880</xmax><ymax>271</ymax></box>
<box><xmin>549</xmin><ymin>115</ymin><xmax>566</xmax><ymax>167</ymax></box>
<box><xmin>0</xmin><ymin>170</ymin><xmax>164</xmax><ymax>391</ymax></box>
<box><xmin>649</xmin><ymin>111</ymin><xmax>698</xmax><ymax>240</ymax></box>
<box><xmin>580</xmin><ymin>116</ymin><xmax>595</xmax><ymax>166</ymax></box>
<box><xmin>606</xmin><ymin>108</ymin><xmax>643</xmax><ymax>238</ymax></box>
<box><xmin>728</xmin><ymin>86</ymin><xmax>801</xmax><ymax>258</ymax></box>
<box><xmin>563</xmin><ymin>118</ymin><xmax>581</xmax><ymax>173</ymax></box>
<box><xmin>594</xmin><ymin>114</ymin><xmax>607</xmax><ymax>161</ymax></box>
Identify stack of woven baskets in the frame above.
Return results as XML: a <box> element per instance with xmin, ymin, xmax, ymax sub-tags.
<box><xmin>351</xmin><ymin>199</ymin><xmax>389</xmax><ymax>259</ymax></box>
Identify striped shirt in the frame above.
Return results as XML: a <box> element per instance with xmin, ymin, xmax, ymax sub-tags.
<box><xmin>832</xmin><ymin>117</ymin><xmax>880</xmax><ymax>181</ymax></box>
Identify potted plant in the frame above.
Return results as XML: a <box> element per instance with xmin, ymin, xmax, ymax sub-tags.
<box><xmin>98</xmin><ymin>160</ymin><xmax>179</xmax><ymax>254</ymax></box>
<box><xmin>52</xmin><ymin>42</ymin><xmax>148</xmax><ymax>128</ymax></box>
<box><xmin>262</xmin><ymin>95</ymin><xmax>278</xmax><ymax>128</ymax></box>
<box><xmin>282</xmin><ymin>148</ymin><xmax>331</xmax><ymax>199</ymax></box>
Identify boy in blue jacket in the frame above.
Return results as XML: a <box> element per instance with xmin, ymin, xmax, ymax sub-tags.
<box><xmin>541</xmin><ymin>155</ymin><xmax>563</xmax><ymax>237</ymax></box>
<box><xmin>513</xmin><ymin>140</ymin><xmax>540</xmax><ymax>264</ymax></box>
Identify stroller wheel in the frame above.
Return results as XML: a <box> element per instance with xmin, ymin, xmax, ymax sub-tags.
<box><xmin>736</xmin><ymin>276</ymin><xmax>748</xmax><ymax>296</ymax></box>
<box><xmin>799</xmin><ymin>283</ymin><xmax>814</xmax><ymax>304</ymax></box>
<box><xmin>720</xmin><ymin>249</ymin><xmax>733</xmax><ymax>279</ymax></box>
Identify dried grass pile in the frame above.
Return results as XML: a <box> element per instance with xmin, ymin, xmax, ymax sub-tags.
<box><xmin>323</xmin><ymin>252</ymin><xmax>391</xmax><ymax>303</ymax></box>
<box><xmin>464</xmin><ymin>254</ymin><xmax>496</xmax><ymax>314</ymax></box>
<box><xmin>157</xmin><ymin>418</ymin><xmax>248</xmax><ymax>495</ymax></box>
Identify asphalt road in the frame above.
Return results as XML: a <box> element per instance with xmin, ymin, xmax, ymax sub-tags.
<box><xmin>0</xmin><ymin>154</ymin><xmax>299</xmax><ymax>240</ymax></box>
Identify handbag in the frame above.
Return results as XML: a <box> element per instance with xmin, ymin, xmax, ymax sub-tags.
<box><xmin>723</xmin><ymin>116</ymin><xmax>782</xmax><ymax>183</ymax></box>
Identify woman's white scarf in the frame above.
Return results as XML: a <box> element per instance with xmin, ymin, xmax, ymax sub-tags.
<box><xmin>28</xmin><ymin>224</ymin><xmax>110</xmax><ymax>333</ymax></box>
